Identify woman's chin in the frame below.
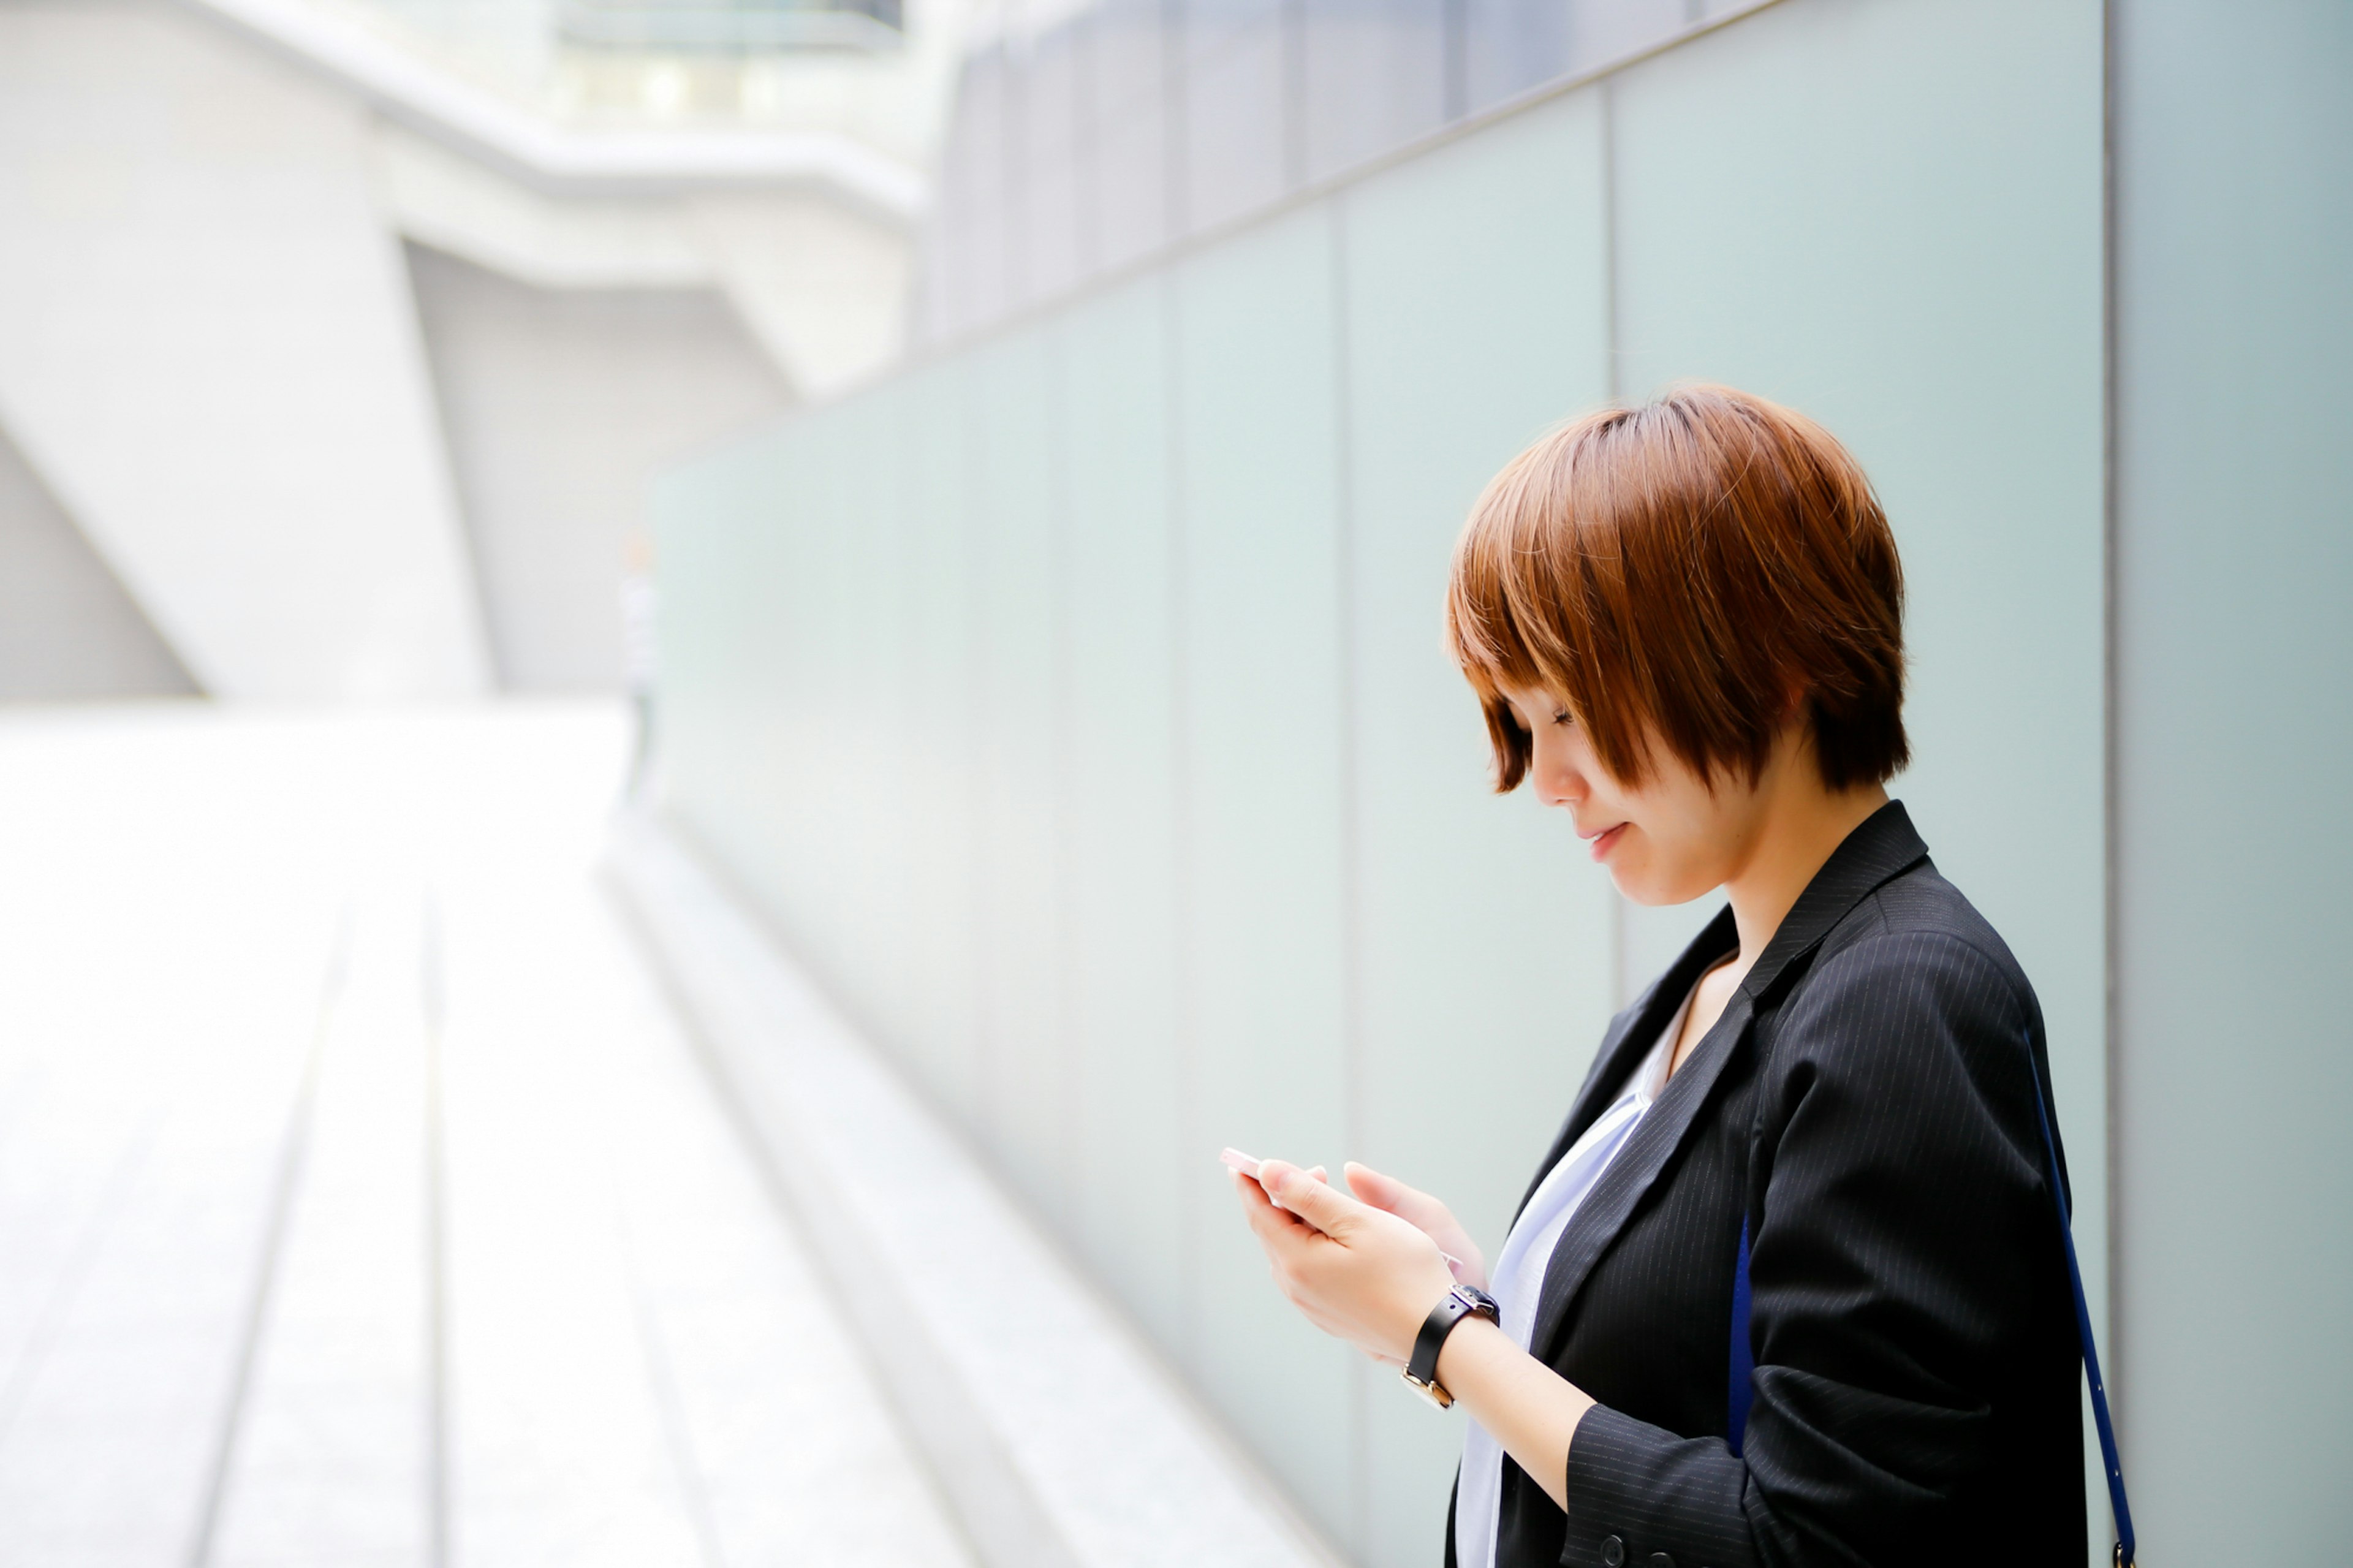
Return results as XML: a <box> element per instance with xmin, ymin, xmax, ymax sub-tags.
<box><xmin>1610</xmin><ymin>865</ymin><xmax>1710</xmax><ymax>909</ymax></box>
<box><xmin>1605</xmin><ymin>865</ymin><xmax>1661</xmax><ymax>905</ymax></box>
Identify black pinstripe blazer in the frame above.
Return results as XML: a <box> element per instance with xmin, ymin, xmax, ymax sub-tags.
<box><xmin>1449</xmin><ymin>801</ymin><xmax>2086</xmax><ymax>1568</ymax></box>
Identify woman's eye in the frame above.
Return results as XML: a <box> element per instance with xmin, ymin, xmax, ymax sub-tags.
<box><xmin>1552</xmin><ymin>710</ymin><xmax>1572</xmax><ymax>728</ymax></box>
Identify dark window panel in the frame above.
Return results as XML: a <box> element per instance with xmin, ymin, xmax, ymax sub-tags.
<box><xmin>1461</xmin><ymin>0</ymin><xmax>1571</xmax><ymax>114</ymax></box>
<box><xmin>1561</xmin><ymin>0</ymin><xmax>1687</xmax><ymax>77</ymax></box>
<box><xmin>1092</xmin><ymin>0</ymin><xmax>1172</xmax><ymax>271</ymax></box>
<box><xmin>1019</xmin><ymin>20</ymin><xmax>1086</xmax><ymax>308</ymax></box>
<box><xmin>1181</xmin><ymin>0</ymin><xmax>1287</xmax><ymax>233</ymax></box>
<box><xmin>1302</xmin><ymin>0</ymin><xmax>1446</xmax><ymax>184</ymax></box>
<box><xmin>974</xmin><ymin>44</ymin><xmax>1019</xmax><ymax>327</ymax></box>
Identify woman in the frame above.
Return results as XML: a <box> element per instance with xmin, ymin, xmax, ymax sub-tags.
<box><xmin>1232</xmin><ymin>385</ymin><xmax>2088</xmax><ymax>1568</ymax></box>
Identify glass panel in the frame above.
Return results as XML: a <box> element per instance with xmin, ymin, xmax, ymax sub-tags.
<box><xmin>2113</xmin><ymin>1</ymin><xmax>2353</xmax><ymax>1554</ymax></box>
<box><xmin>964</xmin><ymin>336</ymin><xmax>1070</xmax><ymax>1221</ymax></box>
<box><xmin>895</xmin><ymin>363</ymin><xmax>986</xmax><ymax>1121</ymax></box>
<box><xmin>1173</xmin><ymin>200</ymin><xmax>1358</xmax><ymax>1545</ymax></box>
<box><xmin>1060</xmin><ymin>277</ymin><xmax>1189</xmax><ymax>1353</ymax></box>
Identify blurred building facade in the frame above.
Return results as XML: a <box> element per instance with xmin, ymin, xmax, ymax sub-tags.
<box><xmin>915</xmin><ymin>0</ymin><xmax>1760</xmax><ymax>343</ymax></box>
<box><xmin>0</xmin><ymin>0</ymin><xmax>963</xmax><ymax>700</ymax></box>
<box><xmin>649</xmin><ymin>1</ymin><xmax>2353</xmax><ymax>1564</ymax></box>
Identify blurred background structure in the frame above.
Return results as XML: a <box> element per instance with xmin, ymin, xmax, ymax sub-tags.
<box><xmin>0</xmin><ymin>0</ymin><xmax>953</xmax><ymax>700</ymax></box>
<box><xmin>0</xmin><ymin>1</ymin><xmax>2347</xmax><ymax>1566</ymax></box>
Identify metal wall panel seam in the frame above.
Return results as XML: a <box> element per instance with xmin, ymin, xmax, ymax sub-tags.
<box><xmin>2097</xmin><ymin>0</ymin><xmax>2125</xmax><ymax>1423</ymax></box>
<box><xmin>1329</xmin><ymin>187</ymin><xmax>1371</xmax><ymax>1556</ymax></box>
<box><xmin>1004</xmin><ymin>36</ymin><xmax>1031</xmax><ymax>324</ymax></box>
<box><xmin>963</xmin><ymin>365</ymin><xmax>998</xmax><ymax>1153</ymax></box>
<box><xmin>1599</xmin><ymin>71</ymin><xmax>1631</xmax><ymax>1013</ymax></box>
<box><xmin>1047</xmin><ymin>326</ymin><xmax>1083</xmax><ymax>1252</ymax></box>
<box><xmin>1442</xmin><ymin>0</ymin><xmax>1469</xmax><ymax>122</ymax></box>
<box><xmin>1162</xmin><ymin>263</ymin><xmax>1203</xmax><ymax>1376</ymax></box>
<box><xmin>1282</xmin><ymin>0</ymin><xmax>1308</xmax><ymax>194</ymax></box>
<box><xmin>1074</xmin><ymin>12</ymin><xmax>1102</xmax><ymax>282</ymax></box>
<box><xmin>1163</xmin><ymin>0</ymin><xmax>1190</xmax><ymax>250</ymax></box>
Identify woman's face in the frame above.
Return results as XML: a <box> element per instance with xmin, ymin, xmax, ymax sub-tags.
<box><xmin>1498</xmin><ymin>684</ymin><xmax>1772</xmax><ymax>909</ymax></box>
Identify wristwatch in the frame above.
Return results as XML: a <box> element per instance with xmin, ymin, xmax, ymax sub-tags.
<box><xmin>1401</xmin><ymin>1284</ymin><xmax>1501</xmax><ymax>1409</ymax></box>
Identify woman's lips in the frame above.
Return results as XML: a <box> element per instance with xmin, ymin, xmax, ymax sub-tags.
<box><xmin>1587</xmin><ymin>822</ymin><xmax>1627</xmax><ymax>862</ymax></box>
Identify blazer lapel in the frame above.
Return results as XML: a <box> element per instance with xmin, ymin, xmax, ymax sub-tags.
<box><xmin>1510</xmin><ymin>906</ymin><xmax>1739</xmax><ymax>1229</ymax></box>
<box><xmin>1527</xmin><ymin>988</ymin><xmax>1753</xmax><ymax>1360</ymax></box>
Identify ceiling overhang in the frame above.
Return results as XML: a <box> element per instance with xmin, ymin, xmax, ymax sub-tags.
<box><xmin>176</xmin><ymin>0</ymin><xmax>928</xmax><ymax>224</ymax></box>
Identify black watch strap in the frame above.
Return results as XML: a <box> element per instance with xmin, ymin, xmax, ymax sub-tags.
<box><xmin>1402</xmin><ymin>1286</ymin><xmax>1499</xmax><ymax>1409</ymax></box>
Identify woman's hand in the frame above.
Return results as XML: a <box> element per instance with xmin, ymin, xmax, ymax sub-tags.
<box><xmin>1343</xmin><ymin>1162</ymin><xmax>1488</xmax><ymax>1292</ymax></box>
<box><xmin>1237</xmin><ymin>1158</ymin><xmax>1596</xmax><ymax>1510</ymax></box>
<box><xmin>1234</xmin><ymin>1160</ymin><xmax>1460</xmax><ymax>1364</ymax></box>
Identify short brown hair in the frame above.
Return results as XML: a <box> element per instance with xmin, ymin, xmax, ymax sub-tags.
<box><xmin>1444</xmin><ymin>384</ymin><xmax>1908</xmax><ymax>793</ymax></box>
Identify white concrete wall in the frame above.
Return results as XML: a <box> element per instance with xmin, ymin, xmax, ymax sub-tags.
<box><xmin>0</xmin><ymin>0</ymin><xmax>490</xmax><ymax>700</ymax></box>
<box><xmin>0</xmin><ymin>417</ymin><xmax>198</xmax><ymax>702</ymax></box>
<box><xmin>684</xmin><ymin>190</ymin><xmax>913</xmax><ymax>398</ymax></box>
<box><xmin>373</xmin><ymin>119</ymin><xmax>915</xmax><ymax>402</ymax></box>
<box><xmin>406</xmin><ymin>242</ymin><xmax>790</xmax><ymax>692</ymax></box>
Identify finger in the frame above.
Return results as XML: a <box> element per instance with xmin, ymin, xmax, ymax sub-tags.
<box><xmin>1261</xmin><ymin>1159</ymin><xmax>1366</xmax><ymax>1237</ymax></box>
<box><xmin>1233</xmin><ymin>1170</ymin><xmax>1316</xmax><ymax>1246</ymax></box>
<box><xmin>1344</xmin><ymin>1161</ymin><xmax>1425</xmax><ymax>1216</ymax></box>
<box><xmin>1233</xmin><ymin>1168</ymin><xmax>1286</xmax><ymax>1224</ymax></box>
<box><xmin>1345</xmin><ymin>1162</ymin><xmax>1462</xmax><ymax>1238</ymax></box>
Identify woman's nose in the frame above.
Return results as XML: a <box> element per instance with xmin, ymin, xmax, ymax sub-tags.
<box><xmin>1537</xmin><ymin>763</ymin><xmax>1582</xmax><ymax>811</ymax></box>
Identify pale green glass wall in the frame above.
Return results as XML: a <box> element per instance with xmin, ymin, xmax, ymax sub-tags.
<box><xmin>651</xmin><ymin>0</ymin><xmax>2106</xmax><ymax>1559</ymax></box>
<box><xmin>2113</xmin><ymin>2</ymin><xmax>2353</xmax><ymax>1559</ymax></box>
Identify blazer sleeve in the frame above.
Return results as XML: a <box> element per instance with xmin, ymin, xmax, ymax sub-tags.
<box><xmin>1556</xmin><ymin>928</ymin><xmax>2054</xmax><ymax>1568</ymax></box>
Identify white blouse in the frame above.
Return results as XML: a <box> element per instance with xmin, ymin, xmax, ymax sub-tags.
<box><xmin>1453</xmin><ymin>978</ymin><xmax>1697</xmax><ymax>1568</ymax></box>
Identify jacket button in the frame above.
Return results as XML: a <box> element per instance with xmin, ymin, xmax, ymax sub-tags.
<box><xmin>1601</xmin><ymin>1537</ymin><xmax>1626</xmax><ymax>1568</ymax></box>
<box><xmin>1648</xmin><ymin>1556</ymin><xmax>1677</xmax><ymax>1568</ymax></box>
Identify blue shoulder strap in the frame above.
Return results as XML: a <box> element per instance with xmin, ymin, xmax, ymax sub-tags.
<box><xmin>1726</xmin><ymin>1218</ymin><xmax>1754</xmax><ymax>1458</ymax></box>
<box><xmin>1726</xmin><ymin>1032</ymin><xmax>2137</xmax><ymax>1567</ymax></box>
<box><xmin>2023</xmin><ymin>1039</ymin><xmax>2139</xmax><ymax>1568</ymax></box>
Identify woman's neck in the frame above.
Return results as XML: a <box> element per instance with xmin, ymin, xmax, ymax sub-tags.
<box><xmin>1721</xmin><ymin>734</ymin><xmax>1890</xmax><ymax>973</ymax></box>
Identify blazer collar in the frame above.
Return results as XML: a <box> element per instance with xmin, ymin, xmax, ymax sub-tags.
<box><xmin>1736</xmin><ymin>798</ymin><xmax>1929</xmax><ymax>1004</ymax></box>
<box><xmin>1524</xmin><ymin>799</ymin><xmax>1931</xmax><ymax>1358</ymax></box>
